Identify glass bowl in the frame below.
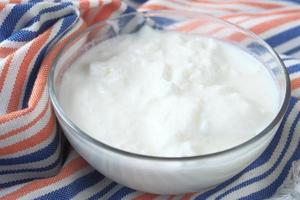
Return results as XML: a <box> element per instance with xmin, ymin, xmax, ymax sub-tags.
<box><xmin>48</xmin><ymin>11</ymin><xmax>290</xmax><ymax>194</ymax></box>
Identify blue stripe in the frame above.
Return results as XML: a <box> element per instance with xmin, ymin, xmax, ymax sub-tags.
<box><xmin>287</xmin><ymin>63</ymin><xmax>300</xmax><ymax>74</ymax></box>
<box><xmin>130</xmin><ymin>0</ymin><xmax>148</xmax><ymax>3</ymax></box>
<box><xmin>123</xmin><ymin>4</ymin><xmax>136</xmax><ymax>14</ymax></box>
<box><xmin>34</xmin><ymin>171</ymin><xmax>105</xmax><ymax>200</ymax></box>
<box><xmin>0</xmin><ymin>178</ymin><xmax>35</xmax><ymax>188</ymax></box>
<box><xmin>265</xmin><ymin>25</ymin><xmax>300</xmax><ymax>47</ymax></box>
<box><xmin>0</xmin><ymin>128</ymin><xmax>60</xmax><ymax>165</ymax></box>
<box><xmin>24</xmin><ymin>3</ymin><xmax>73</xmax><ymax>28</ymax></box>
<box><xmin>22</xmin><ymin>13</ymin><xmax>78</xmax><ymax>108</ymax></box>
<box><xmin>8</xmin><ymin>19</ymin><xmax>58</xmax><ymax>42</ymax></box>
<box><xmin>149</xmin><ymin>16</ymin><xmax>176</xmax><ymax>27</ymax></box>
<box><xmin>108</xmin><ymin>187</ymin><xmax>135</xmax><ymax>200</ymax></box>
<box><xmin>0</xmin><ymin>152</ymin><xmax>61</xmax><ymax>175</ymax></box>
<box><xmin>240</xmin><ymin>135</ymin><xmax>300</xmax><ymax>199</ymax></box>
<box><xmin>88</xmin><ymin>182</ymin><xmax>118</xmax><ymax>200</ymax></box>
<box><xmin>28</xmin><ymin>0</ymin><xmax>45</xmax><ymax>3</ymax></box>
<box><xmin>0</xmin><ymin>3</ymin><xmax>34</xmax><ymax>42</ymax></box>
<box><xmin>285</xmin><ymin>45</ymin><xmax>300</xmax><ymax>55</ymax></box>
<box><xmin>215</xmin><ymin>99</ymin><xmax>300</xmax><ymax>199</ymax></box>
<box><xmin>195</xmin><ymin>97</ymin><xmax>297</xmax><ymax>199</ymax></box>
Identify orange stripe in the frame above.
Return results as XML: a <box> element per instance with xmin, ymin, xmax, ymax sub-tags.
<box><xmin>139</xmin><ymin>4</ymin><xmax>172</xmax><ymax>11</ymax></box>
<box><xmin>0</xmin><ymin>3</ymin><xmax>5</xmax><ymax>11</ymax></box>
<box><xmin>79</xmin><ymin>0</ymin><xmax>90</xmax><ymax>10</ymax></box>
<box><xmin>0</xmin><ymin>47</ymin><xmax>16</xmax><ymax>58</ymax></box>
<box><xmin>222</xmin><ymin>8</ymin><xmax>300</xmax><ymax>19</ymax></box>
<box><xmin>227</xmin><ymin>13</ymin><xmax>300</xmax><ymax>42</ymax></box>
<box><xmin>291</xmin><ymin>77</ymin><xmax>300</xmax><ymax>90</ymax></box>
<box><xmin>192</xmin><ymin>0</ymin><xmax>283</xmax><ymax>9</ymax></box>
<box><xmin>235</xmin><ymin>1</ymin><xmax>283</xmax><ymax>9</ymax></box>
<box><xmin>133</xmin><ymin>194</ymin><xmax>159</xmax><ymax>200</ymax></box>
<box><xmin>6</xmin><ymin>29</ymin><xmax>52</xmax><ymax>113</ymax></box>
<box><xmin>0</xmin><ymin>100</ymin><xmax>50</xmax><ymax>140</ymax></box>
<box><xmin>92</xmin><ymin>0</ymin><xmax>120</xmax><ymax>24</ymax></box>
<box><xmin>175</xmin><ymin>20</ymin><xmax>206</xmax><ymax>32</ymax></box>
<box><xmin>0</xmin><ymin>55</ymin><xmax>13</xmax><ymax>93</ymax></box>
<box><xmin>0</xmin><ymin>24</ymin><xmax>86</xmax><ymax>124</ymax></box>
<box><xmin>0</xmin><ymin>111</ymin><xmax>55</xmax><ymax>155</ymax></box>
<box><xmin>167</xmin><ymin>0</ymin><xmax>239</xmax><ymax>12</ymax></box>
<box><xmin>9</xmin><ymin>0</ymin><xmax>21</xmax><ymax>3</ymax></box>
<box><xmin>251</xmin><ymin>14</ymin><xmax>300</xmax><ymax>35</ymax></box>
<box><xmin>0</xmin><ymin>157</ymin><xmax>88</xmax><ymax>200</ymax></box>
<box><xmin>181</xmin><ymin>193</ymin><xmax>195</xmax><ymax>200</ymax></box>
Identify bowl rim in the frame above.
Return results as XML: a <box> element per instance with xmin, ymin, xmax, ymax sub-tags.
<box><xmin>48</xmin><ymin>10</ymin><xmax>291</xmax><ymax>161</ymax></box>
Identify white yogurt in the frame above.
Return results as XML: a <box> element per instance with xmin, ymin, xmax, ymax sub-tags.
<box><xmin>59</xmin><ymin>26</ymin><xmax>278</xmax><ymax>157</ymax></box>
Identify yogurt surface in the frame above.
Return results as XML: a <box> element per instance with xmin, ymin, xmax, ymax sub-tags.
<box><xmin>60</xmin><ymin>26</ymin><xmax>279</xmax><ymax>157</ymax></box>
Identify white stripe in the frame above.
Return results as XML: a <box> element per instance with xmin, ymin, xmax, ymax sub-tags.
<box><xmin>104</xmin><ymin>184</ymin><xmax>124</xmax><ymax>199</ymax></box>
<box><xmin>0</xmin><ymin>158</ymin><xmax>61</xmax><ymax>184</ymax></box>
<box><xmin>13</xmin><ymin>2</ymin><xmax>57</xmax><ymax>33</ymax></box>
<box><xmin>0</xmin><ymin>69</ymin><xmax>47</xmax><ymax>133</ymax></box>
<box><xmin>123</xmin><ymin>191</ymin><xmax>145</xmax><ymax>200</ymax></box>
<box><xmin>123</xmin><ymin>0</ymin><xmax>140</xmax><ymax>8</ymax></box>
<box><xmin>289</xmin><ymin>71</ymin><xmax>300</xmax><ymax>80</ymax></box>
<box><xmin>21</xmin><ymin>8</ymin><xmax>75</xmax><ymax>34</ymax></box>
<box><xmin>259</xmin><ymin>17</ymin><xmax>300</xmax><ymax>39</ymax></box>
<box><xmin>0</xmin><ymin>122</ymin><xmax>57</xmax><ymax>160</ymax></box>
<box><xmin>170</xmin><ymin>0</ymin><xmax>266</xmax><ymax>11</ymax></box>
<box><xmin>275</xmin><ymin>35</ymin><xmax>300</xmax><ymax>54</ymax></box>
<box><xmin>0</xmin><ymin>137</ymin><xmax>61</xmax><ymax>174</ymax></box>
<box><xmin>224</xmin><ymin>104</ymin><xmax>300</xmax><ymax>199</ymax></box>
<box><xmin>235</xmin><ymin>14</ymin><xmax>281</xmax><ymax>29</ymax></box>
<box><xmin>73</xmin><ymin>177</ymin><xmax>114</xmax><ymax>200</ymax></box>
<box><xmin>89</xmin><ymin>0</ymin><xmax>101</xmax><ymax>8</ymax></box>
<box><xmin>284</xmin><ymin>58</ymin><xmax>300</xmax><ymax>68</ymax></box>
<box><xmin>14</xmin><ymin>1</ymin><xmax>74</xmax><ymax>32</ymax></box>
<box><xmin>0</xmin><ymin>102</ymin><xmax>51</xmax><ymax>147</ymax></box>
<box><xmin>291</xmin><ymin>88</ymin><xmax>300</xmax><ymax>99</ymax></box>
<box><xmin>139</xmin><ymin>0</ymin><xmax>232</xmax><ymax>15</ymax></box>
<box><xmin>20</xmin><ymin>163</ymin><xmax>92</xmax><ymax>200</ymax></box>
<box><xmin>208</xmin><ymin>15</ymin><xmax>276</xmax><ymax>39</ymax></box>
<box><xmin>0</xmin><ymin>43</ymin><xmax>30</xmax><ymax>114</ymax></box>
<box><xmin>18</xmin><ymin>17</ymin><xmax>65</xmax><ymax>110</ymax></box>
<box><xmin>207</xmin><ymin>101</ymin><xmax>300</xmax><ymax>199</ymax></box>
<box><xmin>0</xmin><ymin>15</ymin><xmax>63</xmax><ymax>131</ymax></box>
<box><xmin>0</xmin><ymin>40</ymin><xmax>26</xmax><ymax>50</ymax></box>
<box><xmin>0</xmin><ymin>182</ymin><xmax>27</xmax><ymax>198</ymax></box>
<box><xmin>0</xmin><ymin>5</ymin><xmax>12</xmax><ymax>27</ymax></box>
<box><xmin>291</xmin><ymin>49</ymin><xmax>300</xmax><ymax>60</ymax></box>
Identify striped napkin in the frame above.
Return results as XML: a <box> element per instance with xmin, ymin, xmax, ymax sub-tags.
<box><xmin>0</xmin><ymin>0</ymin><xmax>300</xmax><ymax>199</ymax></box>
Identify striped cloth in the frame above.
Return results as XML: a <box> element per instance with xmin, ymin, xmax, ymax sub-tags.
<box><xmin>0</xmin><ymin>0</ymin><xmax>300</xmax><ymax>199</ymax></box>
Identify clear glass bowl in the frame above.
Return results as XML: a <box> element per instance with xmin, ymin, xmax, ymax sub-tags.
<box><xmin>48</xmin><ymin>11</ymin><xmax>290</xmax><ymax>194</ymax></box>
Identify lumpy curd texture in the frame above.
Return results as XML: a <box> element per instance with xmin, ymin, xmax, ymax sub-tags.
<box><xmin>60</xmin><ymin>26</ymin><xmax>278</xmax><ymax>157</ymax></box>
